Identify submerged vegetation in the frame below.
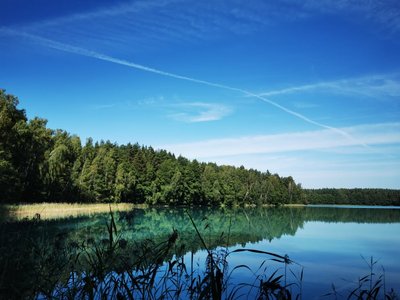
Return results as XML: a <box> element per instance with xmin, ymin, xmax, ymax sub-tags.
<box><xmin>0</xmin><ymin>208</ymin><xmax>275</xmax><ymax>298</ymax></box>
<box><xmin>1</xmin><ymin>89</ymin><xmax>399</xmax><ymax>206</ymax></box>
<box><xmin>0</xmin><ymin>208</ymin><xmax>398</xmax><ymax>299</ymax></box>
<box><xmin>0</xmin><ymin>209</ymin><xmax>300</xmax><ymax>299</ymax></box>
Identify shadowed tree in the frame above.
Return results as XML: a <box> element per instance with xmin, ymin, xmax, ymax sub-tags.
<box><xmin>0</xmin><ymin>89</ymin><xmax>26</xmax><ymax>201</ymax></box>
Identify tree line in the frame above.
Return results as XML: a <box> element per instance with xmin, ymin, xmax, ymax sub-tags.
<box><xmin>304</xmin><ymin>188</ymin><xmax>400</xmax><ymax>206</ymax></box>
<box><xmin>1</xmin><ymin>89</ymin><xmax>399</xmax><ymax>206</ymax></box>
<box><xmin>0</xmin><ymin>89</ymin><xmax>302</xmax><ymax>205</ymax></box>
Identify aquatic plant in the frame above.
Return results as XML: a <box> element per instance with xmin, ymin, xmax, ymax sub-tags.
<box><xmin>323</xmin><ymin>256</ymin><xmax>398</xmax><ymax>300</ymax></box>
<box><xmin>0</xmin><ymin>208</ymin><xmax>398</xmax><ymax>299</ymax></box>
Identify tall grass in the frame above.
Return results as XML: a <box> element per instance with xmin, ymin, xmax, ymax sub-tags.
<box><xmin>323</xmin><ymin>256</ymin><xmax>398</xmax><ymax>300</ymax></box>
<box><xmin>27</xmin><ymin>208</ymin><xmax>304</xmax><ymax>299</ymax></box>
<box><xmin>0</xmin><ymin>202</ymin><xmax>137</xmax><ymax>220</ymax></box>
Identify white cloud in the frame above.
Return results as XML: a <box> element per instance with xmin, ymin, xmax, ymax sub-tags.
<box><xmin>90</xmin><ymin>104</ymin><xmax>116</xmax><ymax>110</ymax></box>
<box><xmin>160</xmin><ymin>122</ymin><xmax>400</xmax><ymax>158</ymax></box>
<box><xmin>158</xmin><ymin>121</ymin><xmax>400</xmax><ymax>187</ymax></box>
<box><xmin>197</xmin><ymin>152</ymin><xmax>400</xmax><ymax>187</ymax></box>
<box><xmin>169</xmin><ymin>102</ymin><xmax>232</xmax><ymax>122</ymax></box>
<box><xmin>161</xmin><ymin>142</ymin><xmax>400</xmax><ymax>188</ymax></box>
<box><xmin>2</xmin><ymin>29</ymin><xmax>359</xmax><ymax>143</ymax></box>
<box><xmin>136</xmin><ymin>96</ymin><xmax>164</xmax><ymax>106</ymax></box>
<box><xmin>258</xmin><ymin>73</ymin><xmax>400</xmax><ymax>99</ymax></box>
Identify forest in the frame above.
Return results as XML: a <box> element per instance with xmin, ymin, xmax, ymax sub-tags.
<box><xmin>304</xmin><ymin>188</ymin><xmax>400</xmax><ymax>206</ymax></box>
<box><xmin>0</xmin><ymin>89</ymin><xmax>302</xmax><ymax>205</ymax></box>
<box><xmin>1</xmin><ymin>89</ymin><xmax>399</xmax><ymax>206</ymax></box>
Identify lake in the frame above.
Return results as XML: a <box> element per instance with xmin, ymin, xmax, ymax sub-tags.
<box><xmin>0</xmin><ymin>205</ymin><xmax>399</xmax><ymax>299</ymax></box>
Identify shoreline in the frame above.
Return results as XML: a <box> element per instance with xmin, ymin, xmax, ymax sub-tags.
<box><xmin>0</xmin><ymin>202</ymin><xmax>143</xmax><ymax>221</ymax></box>
<box><xmin>2</xmin><ymin>202</ymin><xmax>398</xmax><ymax>221</ymax></box>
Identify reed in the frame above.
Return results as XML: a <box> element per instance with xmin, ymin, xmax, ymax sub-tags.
<box><xmin>57</xmin><ymin>210</ymin><xmax>305</xmax><ymax>299</ymax></box>
<box><xmin>1</xmin><ymin>202</ymin><xmax>137</xmax><ymax>220</ymax></box>
<box><xmin>1</xmin><ymin>209</ymin><xmax>398</xmax><ymax>299</ymax></box>
<box><xmin>323</xmin><ymin>256</ymin><xmax>398</xmax><ymax>300</ymax></box>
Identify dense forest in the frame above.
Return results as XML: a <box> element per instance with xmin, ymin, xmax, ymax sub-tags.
<box><xmin>0</xmin><ymin>89</ymin><xmax>303</xmax><ymax>205</ymax></box>
<box><xmin>1</xmin><ymin>89</ymin><xmax>399</xmax><ymax>206</ymax></box>
<box><xmin>304</xmin><ymin>188</ymin><xmax>400</xmax><ymax>206</ymax></box>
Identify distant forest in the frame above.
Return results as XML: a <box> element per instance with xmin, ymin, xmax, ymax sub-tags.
<box><xmin>304</xmin><ymin>189</ymin><xmax>400</xmax><ymax>206</ymax></box>
<box><xmin>1</xmin><ymin>90</ymin><xmax>399</xmax><ymax>206</ymax></box>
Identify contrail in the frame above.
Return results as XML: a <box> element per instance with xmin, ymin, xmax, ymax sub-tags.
<box><xmin>1</xmin><ymin>28</ymin><xmax>370</xmax><ymax>148</ymax></box>
<box><xmin>256</xmin><ymin>73</ymin><xmax>400</xmax><ymax>98</ymax></box>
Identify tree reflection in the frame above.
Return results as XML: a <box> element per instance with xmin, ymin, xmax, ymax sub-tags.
<box><xmin>0</xmin><ymin>206</ymin><xmax>399</xmax><ymax>298</ymax></box>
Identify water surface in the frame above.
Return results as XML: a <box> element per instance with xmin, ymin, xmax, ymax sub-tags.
<box><xmin>1</xmin><ymin>206</ymin><xmax>399</xmax><ymax>298</ymax></box>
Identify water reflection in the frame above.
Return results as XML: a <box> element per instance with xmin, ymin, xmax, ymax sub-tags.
<box><xmin>0</xmin><ymin>206</ymin><xmax>399</xmax><ymax>298</ymax></box>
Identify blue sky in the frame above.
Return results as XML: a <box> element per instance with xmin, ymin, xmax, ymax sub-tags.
<box><xmin>1</xmin><ymin>0</ymin><xmax>400</xmax><ymax>188</ymax></box>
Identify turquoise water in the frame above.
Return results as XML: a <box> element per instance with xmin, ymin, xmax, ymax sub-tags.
<box><xmin>1</xmin><ymin>206</ymin><xmax>399</xmax><ymax>298</ymax></box>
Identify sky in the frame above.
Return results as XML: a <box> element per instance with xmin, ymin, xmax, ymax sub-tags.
<box><xmin>1</xmin><ymin>0</ymin><xmax>400</xmax><ymax>189</ymax></box>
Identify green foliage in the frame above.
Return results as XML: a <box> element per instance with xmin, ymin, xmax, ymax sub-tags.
<box><xmin>0</xmin><ymin>89</ymin><xmax>305</xmax><ymax>205</ymax></box>
<box><xmin>1</xmin><ymin>89</ymin><xmax>399</xmax><ymax>206</ymax></box>
<box><xmin>0</xmin><ymin>90</ymin><xmax>53</xmax><ymax>202</ymax></box>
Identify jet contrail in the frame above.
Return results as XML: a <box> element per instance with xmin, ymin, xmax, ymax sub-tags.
<box><xmin>1</xmin><ymin>27</ymin><xmax>370</xmax><ymax>148</ymax></box>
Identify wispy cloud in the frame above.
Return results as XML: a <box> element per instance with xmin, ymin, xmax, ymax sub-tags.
<box><xmin>292</xmin><ymin>101</ymin><xmax>319</xmax><ymax>109</ymax></box>
<box><xmin>0</xmin><ymin>28</ymin><xmax>373</xmax><ymax>149</ymax></box>
<box><xmin>201</xmin><ymin>152</ymin><xmax>400</xmax><ymax>188</ymax></box>
<box><xmin>258</xmin><ymin>74</ymin><xmax>400</xmax><ymax>99</ymax></box>
<box><xmin>14</xmin><ymin>0</ymin><xmax>273</xmax><ymax>49</ymax></box>
<box><xmin>4</xmin><ymin>0</ymin><xmax>397</xmax><ymax>61</ymax></box>
<box><xmin>88</xmin><ymin>96</ymin><xmax>165</xmax><ymax>111</ymax></box>
<box><xmin>137</xmin><ymin>96</ymin><xmax>165</xmax><ymax>106</ymax></box>
<box><xmin>301</xmin><ymin>0</ymin><xmax>400</xmax><ymax>33</ymax></box>
<box><xmin>25</xmin><ymin>0</ymin><xmax>400</xmax><ymax>36</ymax></box>
<box><xmin>13</xmin><ymin>0</ymin><xmax>399</xmax><ymax>49</ymax></box>
<box><xmin>89</xmin><ymin>103</ymin><xmax>116</xmax><ymax>110</ymax></box>
<box><xmin>86</xmin><ymin>96</ymin><xmax>230</xmax><ymax>122</ymax></box>
<box><xmin>160</xmin><ymin>122</ymin><xmax>400</xmax><ymax>159</ymax></box>
<box><xmin>23</xmin><ymin>0</ymin><xmax>180</xmax><ymax>30</ymax></box>
<box><xmin>169</xmin><ymin>102</ymin><xmax>232</xmax><ymax>123</ymax></box>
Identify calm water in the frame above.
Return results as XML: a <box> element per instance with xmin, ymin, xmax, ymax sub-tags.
<box><xmin>1</xmin><ymin>206</ymin><xmax>399</xmax><ymax>299</ymax></box>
